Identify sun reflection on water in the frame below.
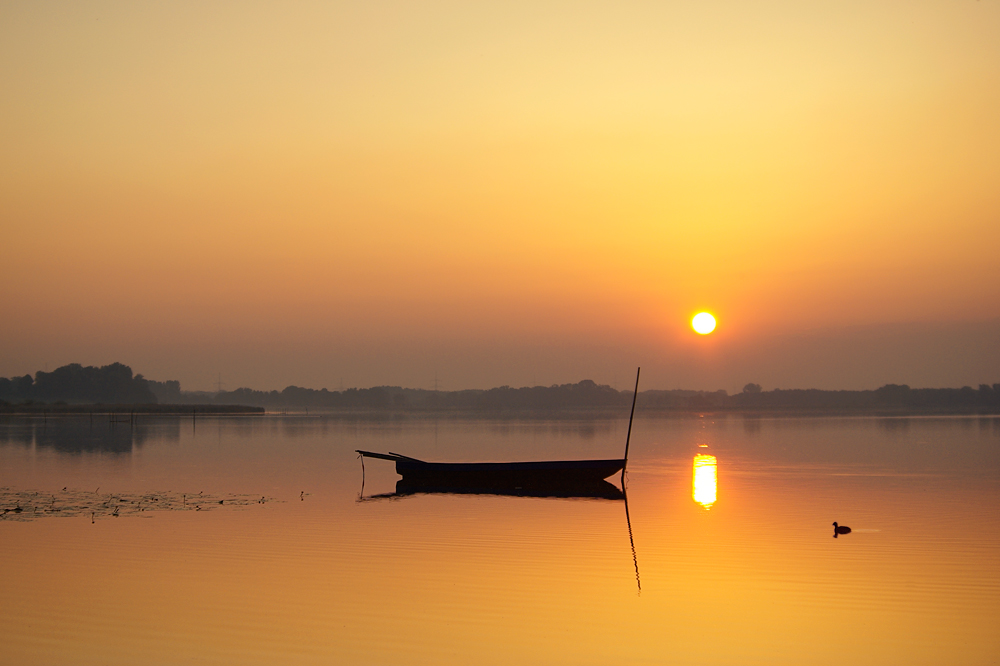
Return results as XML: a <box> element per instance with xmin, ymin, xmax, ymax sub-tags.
<box><xmin>693</xmin><ymin>454</ymin><xmax>718</xmax><ymax>509</ymax></box>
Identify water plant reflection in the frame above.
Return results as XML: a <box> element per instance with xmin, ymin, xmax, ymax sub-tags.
<box><xmin>693</xmin><ymin>454</ymin><xmax>718</xmax><ymax>509</ymax></box>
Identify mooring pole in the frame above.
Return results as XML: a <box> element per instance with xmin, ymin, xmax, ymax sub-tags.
<box><xmin>359</xmin><ymin>452</ymin><xmax>366</xmax><ymax>499</ymax></box>
<box><xmin>621</xmin><ymin>367</ymin><xmax>641</xmax><ymax>487</ymax></box>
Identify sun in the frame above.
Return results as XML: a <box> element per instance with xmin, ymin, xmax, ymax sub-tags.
<box><xmin>692</xmin><ymin>312</ymin><xmax>717</xmax><ymax>335</ymax></box>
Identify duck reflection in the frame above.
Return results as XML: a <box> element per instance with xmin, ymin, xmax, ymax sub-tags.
<box><xmin>693</xmin><ymin>454</ymin><xmax>717</xmax><ymax>509</ymax></box>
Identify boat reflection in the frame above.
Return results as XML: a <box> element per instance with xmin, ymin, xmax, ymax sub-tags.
<box><xmin>624</xmin><ymin>489</ymin><xmax>640</xmax><ymax>593</ymax></box>
<box><xmin>358</xmin><ymin>478</ymin><xmax>641</xmax><ymax>593</ymax></box>
<box><xmin>693</xmin><ymin>454</ymin><xmax>718</xmax><ymax>509</ymax></box>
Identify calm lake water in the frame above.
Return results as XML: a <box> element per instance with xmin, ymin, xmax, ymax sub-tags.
<box><xmin>1</xmin><ymin>414</ymin><xmax>998</xmax><ymax>665</ymax></box>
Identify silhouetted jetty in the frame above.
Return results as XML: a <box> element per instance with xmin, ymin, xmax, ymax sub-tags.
<box><xmin>0</xmin><ymin>404</ymin><xmax>264</xmax><ymax>415</ymax></box>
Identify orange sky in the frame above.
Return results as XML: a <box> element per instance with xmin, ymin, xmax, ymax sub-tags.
<box><xmin>2</xmin><ymin>1</ymin><xmax>998</xmax><ymax>391</ymax></box>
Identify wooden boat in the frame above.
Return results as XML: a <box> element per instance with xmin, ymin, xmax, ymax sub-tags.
<box><xmin>359</xmin><ymin>478</ymin><xmax>625</xmax><ymax>501</ymax></box>
<box><xmin>355</xmin><ymin>450</ymin><xmax>626</xmax><ymax>489</ymax></box>
<box><xmin>355</xmin><ymin>368</ymin><xmax>641</xmax><ymax>492</ymax></box>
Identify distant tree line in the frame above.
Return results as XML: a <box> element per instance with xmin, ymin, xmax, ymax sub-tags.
<box><xmin>188</xmin><ymin>379</ymin><xmax>632</xmax><ymax>412</ymax></box>
<box><xmin>163</xmin><ymin>378</ymin><xmax>1000</xmax><ymax>415</ymax></box>
<box><xmin>636</xmin><ymin>382</ymin><xmax>1000</xmax><ymax>413</ymax></box>
<box><xmin>4</xmin><ymin>363</ymin><xmax>1000</xmax><ymax>414</ymax></box>
<box><xmin>0</xmin><ymin>363</ymin><xmax>156</xmax><ymax>405</ymax></box>
<box><xmin>727</xmin><ymin>382</ymin><xmax>1000</xmax><ymax>413</ymax></box>
<box><xmin>149</xmin><ymin>379</ymin><xmax>1000</xmax><ymax>415</ymax></box>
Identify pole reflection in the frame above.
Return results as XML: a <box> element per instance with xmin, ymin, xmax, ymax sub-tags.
<box><xmin>692</xmin><ymin>454</ymin><xmax>718</xmax><ymax>509</ymax></box>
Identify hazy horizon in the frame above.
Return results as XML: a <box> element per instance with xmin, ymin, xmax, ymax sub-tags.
<box><xmin>4</xmin><ymin>315</ymin><xmax>998</xmax><ymax>395</ymax></box>
<box><xmin>3</xmin><ymin>2</ymin><xmax>998</xmax><ymax>393</ymax></box>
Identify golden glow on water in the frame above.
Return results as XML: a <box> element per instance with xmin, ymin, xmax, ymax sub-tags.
<box><xmin>2</xmin><ymin>418</ymin><xmax>1000</xmax><ymax>666</ymax></box>
<box><xmin>693</xmin><ymin>454</ymin><xmax>718</xmax><ymax>509</ymax></box>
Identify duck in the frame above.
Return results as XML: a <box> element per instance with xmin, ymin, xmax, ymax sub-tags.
<box><xmin>833</xmin><ymin>521</ymin><xmax>851</xmax><ymax>537</ymax></box>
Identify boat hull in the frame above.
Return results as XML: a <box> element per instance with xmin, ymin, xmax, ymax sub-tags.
<box><xmin>393</xmin><ymin>479</ymin><xmax>624</xmax><ymax>500</ymax></box>
<box><xmin>394</xmin><ymin>458</ymin><xmax>625</xmax><ymax>489</ymax></box>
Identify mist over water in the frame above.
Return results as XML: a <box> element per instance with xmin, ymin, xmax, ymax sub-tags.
<box><xmin>2</xmin><ymin>414</ymin><xmax>997</xmax><ymax>665</ymax></box>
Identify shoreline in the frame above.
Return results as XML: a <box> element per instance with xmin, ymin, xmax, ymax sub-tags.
<box><xmin>1</xmin><ymin>405</ymin><xmax>996</xmax><ymax>418</ymax></box>
<box><xmin>0</xmin><ymin>404</ymin><xmax>263</xmax><ymax>415</ymax></box>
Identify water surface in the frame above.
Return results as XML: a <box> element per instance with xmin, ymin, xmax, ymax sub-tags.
<box><xmin>2</xmin><ymin>414</ymin><xmax>998</xmax><ymax>665</ymax></box>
